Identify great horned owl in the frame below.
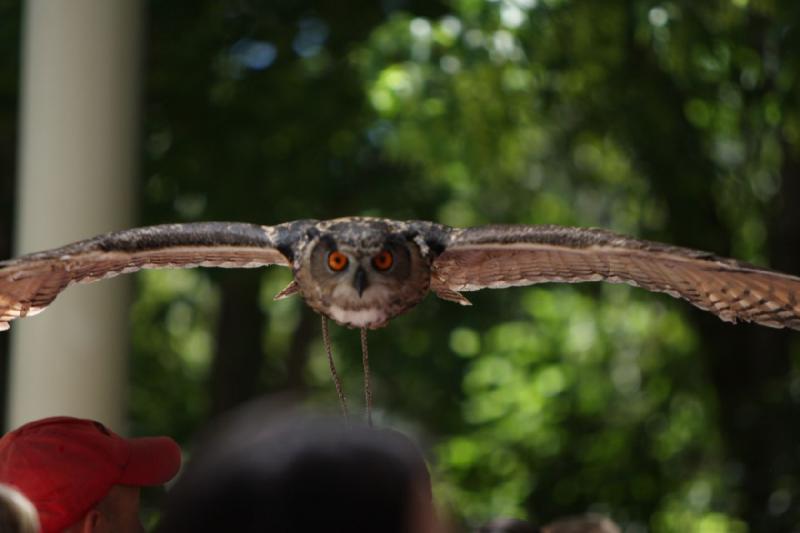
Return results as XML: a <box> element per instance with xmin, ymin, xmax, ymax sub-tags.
<box><xmin>2</xmin><ymin>217</ymin><xmax>799</xmax><ymax>420</ymax></box>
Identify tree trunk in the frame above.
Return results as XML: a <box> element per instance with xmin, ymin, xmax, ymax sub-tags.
<box><xmin>285</xmin><ymin>307</ymin><xmax>317</xmax><ymax>394</ymax></box>
<box><xmin>209</xmin><ymin>270</ymin><xmax>265</xmax><ymax>415</ymax></box>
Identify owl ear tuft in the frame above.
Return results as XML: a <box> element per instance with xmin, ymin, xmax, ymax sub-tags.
<box><xmin>273</xmin><ymin>280</ymin><xmax>301</xmax><ymax>300</ymax></box>
<box><xmin>433</xmin><ymin>287</ymin><xmax>472</xmax><ymax>306</ymax></box>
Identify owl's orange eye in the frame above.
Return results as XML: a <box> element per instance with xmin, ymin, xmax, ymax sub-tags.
<box><xmin>372</xmin><ymin>250</ymin><xmax>394</xmax><ymax>271</ymax></box>
<box><xmin>327</xmin><ymin>251</ymin><xmax>349</xmax><ymax>272</ymax></box>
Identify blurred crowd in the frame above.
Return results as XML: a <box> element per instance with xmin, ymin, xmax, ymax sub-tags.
<box><xmin>0</xmin><ymin>400</ymin><xmax>619</xmax><ymax>533</ymax></box>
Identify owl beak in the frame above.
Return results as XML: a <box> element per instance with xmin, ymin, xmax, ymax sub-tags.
<box><xmin>353</xmin><ymin>267</ymin><xmax>368</xmax><ymax>297</ymax></box>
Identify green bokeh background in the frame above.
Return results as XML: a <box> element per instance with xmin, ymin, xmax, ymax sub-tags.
<box><xmin>2</xmin><ymin>1</ymin><xmax>800</xmax><ymax>531</ymax></box>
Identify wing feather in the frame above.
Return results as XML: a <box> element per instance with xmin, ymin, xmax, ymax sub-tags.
<box><xmin>0</xmin><ymin>221</ymin><xmax>313</xmax><ymax>330</ymax></box>
<box><xmin>432</xmin><ymin>225</ymin><xmax>800</xmax><ymax>330</ymax></box>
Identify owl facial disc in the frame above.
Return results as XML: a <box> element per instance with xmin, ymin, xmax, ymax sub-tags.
<box><xmin>293</xmin><ymin>218</ymin><xmax>433</xmax><ymax>329</ymax></box>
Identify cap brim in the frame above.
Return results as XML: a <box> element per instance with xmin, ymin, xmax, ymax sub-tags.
<box><xmin>119</xmin><ymin>436</ymin><xmax>182</xmax><ymax>486</ymax></box>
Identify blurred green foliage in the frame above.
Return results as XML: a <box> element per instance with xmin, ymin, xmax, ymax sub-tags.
<box><xmin>0</xmin><ymin>0</ymin><xmax>794</xmax><ymax>531</ymax></box>
<box><xmin>350</xmin><ymin>2</ymin><xmax>800</xmax><ymax>530</ymax></box>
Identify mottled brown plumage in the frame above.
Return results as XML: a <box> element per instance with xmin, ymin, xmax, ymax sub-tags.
<box><xmin>4</xmin><ymin>216</ymin><xmax>799</xmax><ymax>423</ymax></box>
<box><xmin>432</xmin><ymin>225</ymin><xmax>800</xmax><ymax>330</ymax></box>
<box><xmin>2</xmin><ymin>217</ymin><xmax>800</xmax><ymax>332</ymax></box>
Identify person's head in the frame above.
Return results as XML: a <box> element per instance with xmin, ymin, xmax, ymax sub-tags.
<box><xmin>0</xmin><ymin>416</ymin><xmax>181</xmax><ymax>533</ymax></box>
<box><xmin>156</xmin><ymin>402</ymin><xmax>437</xmax><ymax>533</ymax></box>
<box><xmin>0</xmin><ymin>483</ymin><xmax>40</xmax><ymax>533</ymax></box>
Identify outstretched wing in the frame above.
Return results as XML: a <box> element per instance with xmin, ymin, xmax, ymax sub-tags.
<box><xmin>0</xmin><ymin>221</ymin><xmax>314</xmax><ymax>331</ymax></box>
<box><xmin>431</xmin><ymin>224</ymin><xmax>800</xmax><ymax>330</ymax></box>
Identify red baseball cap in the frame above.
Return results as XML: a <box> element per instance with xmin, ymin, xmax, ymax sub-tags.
<box><xmin>0</xmin><ymin>416</ymin><xmax>181</xmax><ymax>533</ymax></box>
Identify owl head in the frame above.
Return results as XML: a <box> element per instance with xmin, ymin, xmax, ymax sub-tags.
<box><xmin>293</xmin><ymin>218</ymin><xmax>432</xmax><ymax>329</ymax></box>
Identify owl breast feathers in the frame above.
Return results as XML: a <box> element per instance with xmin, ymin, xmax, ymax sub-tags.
<box><xmin>1</xmin><ymin>216</ymin><xmax>800</xmax><ymax>331</ymax></box>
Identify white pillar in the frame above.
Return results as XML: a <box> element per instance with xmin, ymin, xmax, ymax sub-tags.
<box><xmin>7</xmin><ymin>0</ymin><xmax>144</xmax><ymax>431</ymax></box>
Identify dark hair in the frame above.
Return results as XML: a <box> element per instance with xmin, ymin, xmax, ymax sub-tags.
<box><xmin>156</xmin><ymin>404</ymin><xmax>431</xmax><ymax>533</ymax></box>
